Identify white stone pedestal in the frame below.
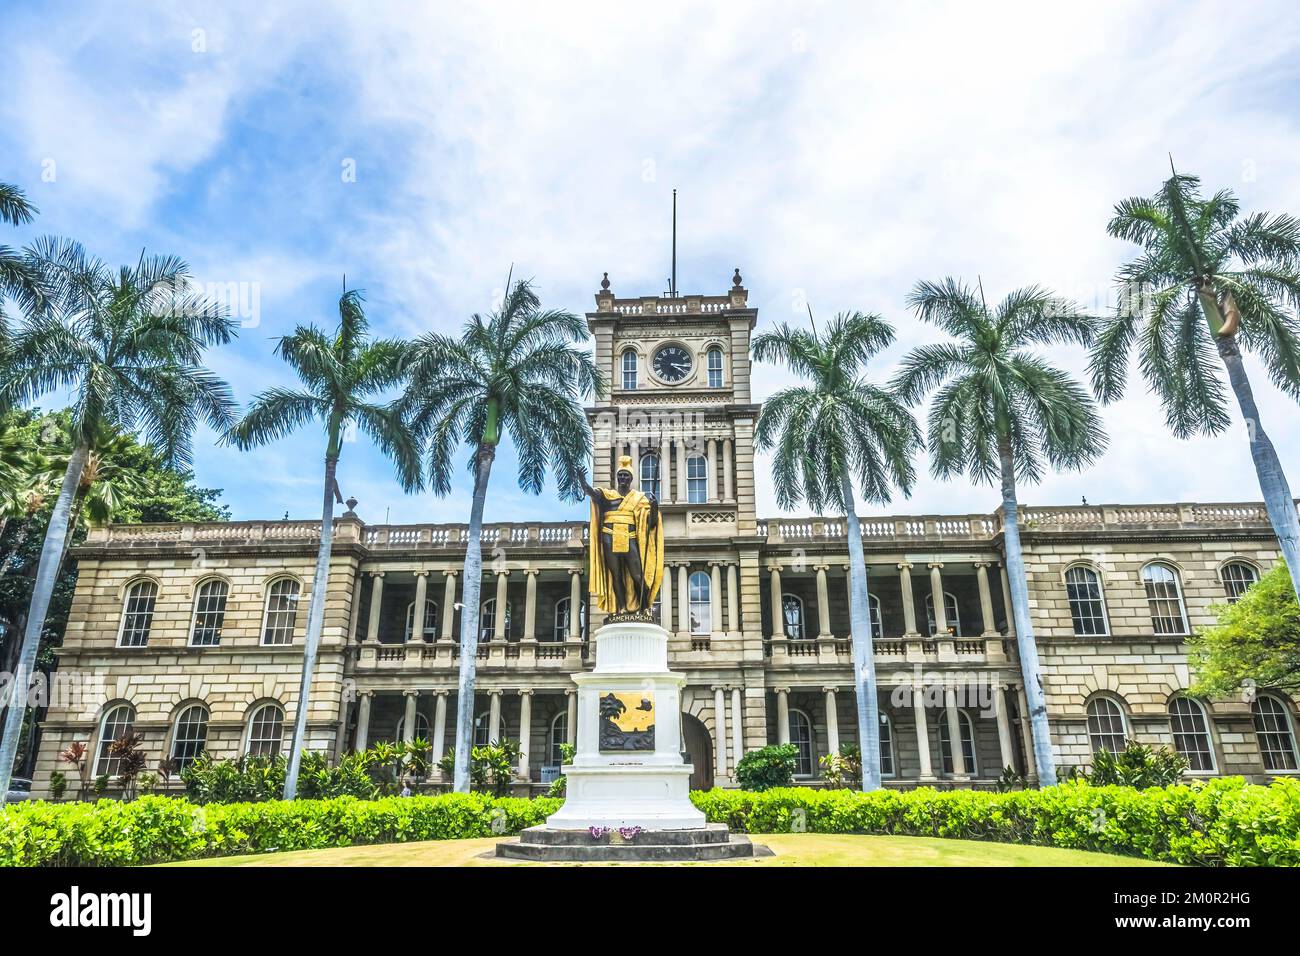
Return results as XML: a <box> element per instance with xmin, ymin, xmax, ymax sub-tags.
<box><xmin>544</xmin><ymin>621</ymin><xmax>706</xmax><ymax>831</ymax></box>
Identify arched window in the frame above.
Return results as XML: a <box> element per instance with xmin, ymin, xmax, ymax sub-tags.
<box><xmin>1086</xmin><ymin>696</ymin><xmax>1128</xmax><ymax>755</ymax></box>
<box><xmin>879</xmin><ymin>713</ymin><xmax>896</xmax><ymax>778</ymax></box>
<box><xmin>1168</xmin><ymin>697</ymin><xmax>1215</xmax><ymax>772</ymax></box>
<box><xmin>1221</xmin><ymin>562</ymin><xmax>1259</xmax><ymax>602</ymax></box>
<box><xmin>549</xmin><ymin>711</ymin><xmax>569</xmax><ymax>765</ymax></box>
<box><xmin>689</xmin><ymin>571</ymin><xmax>711</xmax><ymax>635</ymax></box>
<box><xmin>190</xmin><ymin>578</ymin><xmax>229</xmax><ymax>646</ymax></box>
<box><xmin>1252</xmin><ymin>694</ymin><xmax>1298</xmax><ymax>772</ymax></box>
<box><xmin>686</xmin><ymin>453</ymin><xmax>708</xmax><ymax>504</ymax></box>
<box><xmin>169</xmin><ymin>704</ymin><xmax>209</xmax><ymax>771</ymax></box>
<box><xmin>395</xmin><ymin>712</ymin><xmax>431</xmax><ymax>742</ymax></box>
<box><xmin>1065</xmin><ymin>566</ymin><xmax>1108</xmax><ymax>636</ymax></box>
<box><xmin>707</xmin><ymin>347</ymin><xmax>724</xmax><ymax>388</ymax></box>
<box><xmin>621</xmin><ymin>349</ymin><xmax>638</xmax><ymax>390</ymax></box>
<box><xmin>262</xmin><ymin>578</ymin><xmax>301</xmax><ymax>645</ymax></box>
<box><xmin>639</xmin><ymin>453</ymin><xmax>661</xmax><ymax>498</ymax></box>
<box><xmin>781</xmin><ymin>593</ymin><xmax>805</xmax><ymax>639</ymax></box>
<box><xmin>474</xmin><ymin>712</ymin><xmax>492</xmax><ymax>747</ymax></box>
<box><xmin>789</xmin><ymin>709</ymin><xmax>815</xmax><ymax>776</ymax></box>
<box><xmin>247</xmin><ymin>703</ymin><xmax>285</xmax><ymax>757</ymax></box>
<box><xmin>924</xmin><ymin>591</ymin><xmax>962</xmax><ymax>637</ymax></box>
<box><xmin>481</xmin><ymin>599</ymin><xmax>512</xmax><ymax>641</ymax></box>
<box><xmin>938</xmin><ymin>710</ymin><xmax>978</xmax><ymax>776</ymax></box>
<box><xmin>868</xmin><ymin>593</ymin><xmax>884</xmax><ymax>640</ymax></box>
<box><xmin>1142</xmin><ymin>563</ymin><xmax>1188</xmax><ymax>635</ymax></box>
<box><xmin>118</xmin><ymin>580</ymin><xmax>158</xmax><ymax>647</ymax></box>
<box><xmin>404</xmin><ymin>600</ymin><xmax>438</xmax><ymax>642</ymax></box>
<box><xmin>554</xmin><ymin>596</ymin><xmax>585</xmax><ymax>641</ymax></box>
<box><xmin>94</xmin><ymin>703</ymin><xmax>136</xmax><ymax>777</ymax></box>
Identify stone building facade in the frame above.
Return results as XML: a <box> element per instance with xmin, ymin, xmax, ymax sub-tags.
<box><xmin>29</xmin><ymin>277</ymin><xmax>1300</xmax><ymax>794</ymax></box>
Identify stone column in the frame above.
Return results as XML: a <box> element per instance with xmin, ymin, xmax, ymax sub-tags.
<box><xmin>432</xmin><ymin>692</ymin><xmax>448</xmax><ymax>766</ymax></box>
<box><xmin>730</xmin><ymin>687</ymin><xmax>743</xmax><ymax>768</ymax></box>
<box><xmin>663</xmin><ymin>440</ymin><xmax>673</xmax><ymax>503</ymax></box>
<box><xmin>402</xmin><ymin>690</ymin><xmax>419</xmax><ymax>743</ymax></box>
<box><xmin>709</xmin><ymin>562</ymin><xmax>722</xmax><ymax>637</ymax></box>
<box><xmin>768</xmin><ymin>565</ymin><xmax>784</xmax><ymax>637</ymax></box>
<box><xmin>975</xmin><ymin>563</ymin><xmax>997</xmax><ymax>636</ymax></box>
<box><xmin>440</xmin><ymin>571</ymin><xmax>457</xmax><ymax>640</ymax></box>
<box><xmin>713</xmin><ymin>686</ymin><xmax>728</xmax><ymax>778</ymax></box>
<box><xmin>410</xmin><ymin>571</ymin><xmax>429</xmax><ymax>643</ymax></box>
<box><xmin>726</xmin><ymin>562</ymin><xmax>739</xmax><ymax>634</ymax></box>
<box><xmin>488</xmin><ymin>690</ymin><xmax>502</xmax><ymax>742</ymax></box>
<box><xmin>364</xmin><ymin>572</ymin><xmax>384</xmax><ymax>643</ymax></box>
<box><xmin>661</xmin><ymin>560</ymin><xmax>674</xmax><ymax>631</ymax></box>
<box><xmin>493</xmin><ymin>570</ymin><xmax>509</xmax><ymax>640</ymax></box>
<box><xmin>1000</xmin><ymin>565</ymin><xmax>1016</xmax><ymax>637</ymax></box>
<box><xmin>677</xmin><ymin>564</ymin><xmax>690</xmax><ymax>634</ymax></box>
<box><xmin>824</xmin><ymin>687</ymin><xmax>840</xmax><ymax>754</ymax></box>
<box><xmin>723</xmin><ymin>438</ymin><xmax>734</xmax><ymax>502</ymax></box>
<box><xmin>928</xmin><ymin>563</ymin><xmax>947</xmax><ymax>635</ymax></box>
<box><xmin>944</xmin><ymin>686</ymin><xmax>967</xmax><ymax>778</ymax></box>
<box><xmin>354</xmin><ymin>691</ymin><xmax>373</xmax><ymax>751</ymax></box>
<box><xmin>898</xmin><ymin>562</ymin><xmax>918</xmax><ymax>636</ymax></box>
<box><xmin>565</xmin><ymin>690</ymin><xmax>578</xmax><ymax>747</ymax></box>
<box><xmin>675</xmin><ymin>439</ymin><xmax>687</xmax><ymax>502</ymax></box>
<box><xmin>912</xmin><ymin>687</ymin><xmax>934</xmax><ymax>780</ymax></box>
<box><xmin>569</xmin><ymin>569</ymin><xmax>582</xmax><ymax>640</ymax></box>
<box><xmin>815</xmin><ymin>565</ymin><xmax>832</xmax><ymax>638</ymax></box>
<box><xmin>993</xmin><ymin>684</ymin><xmax>1016</xmax><ymax>772</ymax></box>
<box><xmin>523</xmin><ymin>569</ymin><xmax>538</xmax><ymax>641</ymax></box>
<box><xmin>776</xmin><ymin>687</ymin><xmax>791</xmax><ymax>745</ymax></box>
<box><xmin>706</xmin><ymin>438</ymin><xmax>719</xmax><ymax>503</ymax></box>
<box><xmin>517</xmin><ymin>690</ymin><xmax>533</xmax><ymax>781</ymax></box>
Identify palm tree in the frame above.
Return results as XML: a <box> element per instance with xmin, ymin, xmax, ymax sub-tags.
<box><xmin>228</xmin><ymin>288</ymin><xmax>420</xmax><ymax>799</ymax></box>
<box><xmin>401</xmin><ymin>277</ymin><xmax>602</xmax><ymax>793</ymax></box>
<box><xmin>893</xmin><ymin>279</ymin><xmax>1106</xmax><ymax>787</ymax></box>
<box><xmin>0</xmin><ymin>237</ymin><xmax>237</xmax><ymax>804</ymax></box>
<box><xmin>0</xmin><ymin>182</ymin><xmax>42</xmax><ymax>333</ymax></box>
<box><xmin>753</xmin><ymin>312</ymin><xmax>921</xmax><ymax>790</ymax></box>
<box><xmin>1091</xmin><ymin>168</ymin><xmax>1300</xmax><ymax>598</ymax></box>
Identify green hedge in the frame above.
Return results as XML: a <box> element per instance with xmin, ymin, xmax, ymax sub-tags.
<box><xmin>4</xmin><ymin>778</ymin><xmax>1298</xmax><ymax>866</ymax></box>
<box><xmin>689</xmin><ymin>777</ymin><xmax>1300</xmax><ymax>866</ymax></box>
<box><xmin>0</xmin><ymin>793</ymin><xmax>560</xmax><ymax>867</ymax></box>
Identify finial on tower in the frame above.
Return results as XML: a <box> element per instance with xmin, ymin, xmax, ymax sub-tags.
<box><xmin>600</xmin><ymin>271</ymin><xmax>610</xmax><ymax>292</ymax></box>
<box><xmin>732</xmin><ymin>267</ymin><xmax>743</xmax><ymax>289</ymax></box>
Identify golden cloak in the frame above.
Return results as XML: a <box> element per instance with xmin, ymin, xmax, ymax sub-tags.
<box><xmin>588</xmin><ymin>487</ymin><xmax>664</xmax><ymax>614</ymax></box>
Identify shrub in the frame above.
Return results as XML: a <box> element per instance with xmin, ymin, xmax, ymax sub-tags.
<box><xmin>735</xmin><ymin>744</ymin><xmax>798</xmax><ymax>791</ymax></box>
<box><xmin>1089</xmin><ymin>742</ymin><xmax>1188</xmax><ymax>788</ymax></box>
<box><xmin>820</xmin><ymin>744</ymin><xmax>862</xmax><ymax>790</ymax></box>
<box><xmin>0</xmin><ymin>793</ymin><xmax>563</xmax><ymax>867</ymax></box>
<box><xmin>688</xmin><ymin>777</ymin><xmax>1300</xmax><ymax>866</ymax></box>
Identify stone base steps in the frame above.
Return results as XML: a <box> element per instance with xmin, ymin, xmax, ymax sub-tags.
<box><xmin>495</xmin><ymin>823</ymin><xmax>769</xmax><ymax>862</ymax></box>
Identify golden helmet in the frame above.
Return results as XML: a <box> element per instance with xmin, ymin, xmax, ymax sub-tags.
<box><xmin>617</xmin><ymin>454</ymin><xmax>634</xmax><ymax>476</ymax></box>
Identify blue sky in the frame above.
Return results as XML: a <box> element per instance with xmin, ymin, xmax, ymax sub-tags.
<box><xmin>3</xmin><ymin>1</ymin><xmax>1300</xmax><ymax>526</ymax></box>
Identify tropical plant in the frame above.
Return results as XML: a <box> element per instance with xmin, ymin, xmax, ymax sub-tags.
<box><xmin>108</xmin><ymin>732</ymin><xmax>148</xmax><ymax>799</ymax></box>
<box><xmin>734</xmin><ymin>743</ymin><xmax>799</xmax><ymax>791</ymax></box>
<box><xmin>1089</xmin><ymin>741</ymin><xmax>1188</xmax><ymax>788</ymax></box>
<box><xmin>0</xmin><ymin>181</ymin><xmax>43</xmax><ymax>337</ymax></box>
<box><xmin>227</xmin><ymin>288</ymin><xmax>419</xmax><ymax>800</ymax></box>
<box><xmin>0</xmin><ymin>239</ymin><xmax>237</xmax><ymax>804</ymax></box>
<box><xmin>893</xmin><ymin>279</ymin><xmax>1106</xmax><ymax>786</ymax></box>
<box><xmin>1188</xmin><ymin>561</ymin><xmax>1300</xmax><ymax>697</ymax></box>
<box><xmin>405</xmin><ymin>737</ymin><xmax>432</xmax><ymax>779</ymax></box>
<box><xmin>401</xmin><ymin>276</ymin><xmax>603</xmax><ymax>792</ymax></box>
<box><xmin>753</xmin><ymin>312</ymin><xmax>921</xmax><ymax>790</ymax></box>
<box><xmin>1091</xmin><ymin>168</ymin><xmax>1300</xmax><ymax>598</ymax></box>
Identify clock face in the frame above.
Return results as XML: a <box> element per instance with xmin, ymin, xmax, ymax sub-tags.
<box><xmin>652</xmin><ymin>345</ymin><xmax>693</xmax><ymax>383</ymax></box>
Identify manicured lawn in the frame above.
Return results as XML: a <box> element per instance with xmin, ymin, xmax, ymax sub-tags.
<box><xmin>165</xmin><ymin>833</ymin><xmax>1171</xmax><ymax>867</ymax></box>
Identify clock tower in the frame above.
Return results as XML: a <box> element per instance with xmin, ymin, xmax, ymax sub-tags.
<box><xmin>585</xmin><ymin>268</ymin><xmax>759</xmax><ymax>540</ymax></box>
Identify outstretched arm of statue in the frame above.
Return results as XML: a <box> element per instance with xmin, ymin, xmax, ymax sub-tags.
<box><xmin>572</xmin><ymin>467</ymin><xmax>606</xmax><ymax>511</ymax></box>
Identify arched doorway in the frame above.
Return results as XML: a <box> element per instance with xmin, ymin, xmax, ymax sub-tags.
<box><xmin>681</xmin><ymin>713</ymin><xmax>714</xmax><ymax>790</ymax></box>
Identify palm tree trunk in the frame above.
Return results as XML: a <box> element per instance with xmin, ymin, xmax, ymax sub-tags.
<box><xmin>282</xmin><ymin>453</ymin><xmax>339</xmax><ymax>800</ymax></box>
<box><xmin>0</xmin><ymin>441</ymin><xmax>89</xmax><ymax>804</ymax></box>
<box><xmin>1217</xmin><ymin>337</ymin><xmax>1300</xmax><ymax>598</ymax></box>
<box><xmin>840</xmin><ymin>473</ymin><xmax>881</xmax><ymax>791</ymax></box>
<box><xmin>998</xmin><ymin>436</ymin><xmax>1057</xmax><ymax>787</ymax></box>
<box><xmin>452</xmin><ymin>444</ymin><xmax>495</xmax><ymax>793</ymax></box>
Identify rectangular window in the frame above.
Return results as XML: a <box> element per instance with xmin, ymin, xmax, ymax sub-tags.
<box><xmin>1065</xmin><ymin>567</ymin><xmax>1108</xmax><ymax>636</ymax></box>
<box><xmin>118</xmin><ymin>582</ymin><xmax>158</xmax><ymax>647</ymax></box>
<box><xmin>262</xmin><ymin>580</ymin><xmax>301</xmax><ymax>645</ymax></box>
<box><xmin>686</xmin><ymin>454</ymin><xmax>708</xmax><ymax>504</ymax></box>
